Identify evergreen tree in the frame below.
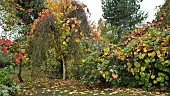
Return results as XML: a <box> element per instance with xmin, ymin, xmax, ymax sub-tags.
<box><xmin>101</xmin><ymin>0</ymin><xmax>147</xmax><ymax>29</ymax></box>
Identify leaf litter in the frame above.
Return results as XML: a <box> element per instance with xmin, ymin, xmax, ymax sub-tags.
<box><xmin>13</xmin><ymin>76</ymin><xmax>170</xmax><ymax>96</ymax></box>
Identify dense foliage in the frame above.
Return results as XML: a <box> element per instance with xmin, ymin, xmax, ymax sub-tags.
<box><xmin>0</xmin><ymin>66</ymin><xmax>20</xmax><ymax>96</ymax></box>
<box><xmin>124</xmin><ymin>28</ymin><xmax>170</xmax><ymax>90</ymax></box>
<box><xmin>1</xmin><ymin>0</ymin><xmax>170</xmax><ymax>95</ymax></box>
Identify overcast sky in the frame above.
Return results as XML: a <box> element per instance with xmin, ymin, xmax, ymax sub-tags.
<box><xmin>79</xmin><ymin>0</ymin><xmax>165</xmax><ymax>23</ymax></box>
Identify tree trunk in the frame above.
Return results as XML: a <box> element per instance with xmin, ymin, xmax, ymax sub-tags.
<box><xmin>60</xmin><ymin>60</ymin><xmax>63</xmax><ymax>75</ymax></box>
<box><xmin>62</xmin><ymin>54</ymin><xmax>66</xmax><ymax>80</ymax></box>
<box><xmin>18</xmin><ymin>59</ymin><xmax>23</xmax><ymax>82</ymax></box>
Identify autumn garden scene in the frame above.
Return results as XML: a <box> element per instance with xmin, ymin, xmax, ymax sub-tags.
<box><xmin>0</xmin><ymin>0</ymin><xmax>170</xmax><ymax>96</ymax></box>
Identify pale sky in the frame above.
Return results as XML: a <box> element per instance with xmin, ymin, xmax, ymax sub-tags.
<box><xmin>79</xmin><ymin>0</ymin><xmax>165</xmax><ymax>23</ymax></box>
<box><xmin>0</xmin><ymin>0</ymin><xmax>165</xmax><ymax>34</ymax></box>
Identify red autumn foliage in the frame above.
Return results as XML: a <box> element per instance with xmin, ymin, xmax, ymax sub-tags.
<box><xmin>1</xmin><ymin>47</ymin><xmax>8</xmax><ymax>54</ymax></box>
<box><xmin>14</xmin><ymin>55</ymin><xmax>19</xmax><ymax>59</ymax></box>
<box><xmin>0</xmin><ymin>39</ymin><xmax>5</xmax><ymax>45</ymax></box>
<box><xmin>0</xmin><ymin>38</ymin><xmax>28</xmax><ymax>64</ymax></box>
<box><xmin>5</xmin><ymin>39</ymin><xmax>11</xmax><ymax>46</ymax></box>
<box><xmin>18</xmin><ymin>51</ymin><xmax>23</xmax><ymax>57</ymax></box>
<box><xmin>16</xmin><ymin>59</ymin><xmax>20</xmax><ymax>64</ymax></box>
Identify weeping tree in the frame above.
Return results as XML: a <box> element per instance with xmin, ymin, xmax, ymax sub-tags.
<box><xmin>66</xmin><ymin>1</ymin><xmax>90</xmax><ymax>68</ymax></box>
<box><xmin>30</xmin><ymin>12</ymin><xmax>54</xmax><ymax>78</ymax></box>
<box><xmin>51</xmin><ymin>0</ymin><xmax>90</xmax><ymax>80</ymax></box>
<box><xmin>30</xmin><ymin>0</ymin><xmax>90</xmax><ymax>80</ymax></box>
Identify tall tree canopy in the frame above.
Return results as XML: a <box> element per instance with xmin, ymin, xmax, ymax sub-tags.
<box><xmin>14</xmin><ymin>0</ymin><xmax>45</xmax><ymax>25</ymax></box>
<box><xmin>0</xmin><ymin>0</ymin><xmax>20</xmax><ymax>31</ymax></box>
<box><xmin>101</xmin><ymin>0</ymin><xmax>147</xmax><ymax>29</ymax></box>
<box><xmin>0</xmin><ymin>0</ymin><xmax>45</xmax><ymax>37</ymax></box>
<box><xmin>14</xmin><ymin>0</ymin><xmax>46</xmax><ymax>35</ymax></box>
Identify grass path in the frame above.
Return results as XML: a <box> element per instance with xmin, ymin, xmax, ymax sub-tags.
<box><xmin>1</xmin><ymin>67</ymin><xmax>169</xmax><ymax>96</ymax></box>
<box><xmin>14</xmin><ymin>77</ymin><xmax>170</xmax><ymax>96</ymax></box>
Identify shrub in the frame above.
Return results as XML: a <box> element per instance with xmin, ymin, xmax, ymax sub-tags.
<box><xmin>78</xmin><ymin>40</ymin><xmax>107</xmax><ymax>87</ymax></box>
<box><xmin>74</xmin><ymin>37</ymin><xmax>137</xmax><ymax>87</ymax></box>
<box><xmin>0</xmin><ymin>85</ymin><xmax>20</xmax><ymax>96</ymax></box>
<box><xmin>0</xmin><ymin>52</ymin><xmax>11</xmax><ymax>68</ymax></box>
<box><xmin>96</xmin><ymin>47</ymin><xmax>138</xmax><ymax>87</ymax></box>
<box><xmin>0</xmin><ymin>66</ymin><xmax>20</xmax><ymax>96</ymax></box>
<box><xmin>123</xmin><ymin>28</ymin><xmax>170</xmax><ymax>90</ymax></box>
<box><xmin>79</xmin><ymin>57</ymin><xmax>106</xmax><ymax>87</ymax></box>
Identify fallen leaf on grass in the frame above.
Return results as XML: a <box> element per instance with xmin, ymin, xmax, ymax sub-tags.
<box><xmin>23</xmin><ymin>89</ymin><xmax>27</xmax><ymax>92</ymax></box>
<box><xmin>46</xmin><ymin>89</ymin><xmax>51</xmax><ymax>92</ymax></box>
<box><xmin>69</xmin><ymin>91</ymin><xmax>78</xmax><ymax>95</ymax></box>
<box><xmin>93</xmin><ymin>93</ymin><xmax>99</xmax><ymax>95</ymax></box>
<box><xmin>155</xmin><ymin>92</ymin><xmax>161</xmax><ymax>95</ymax></box>
<box><xmin>42</xmin><ymin>90</ymin><xmax>45</xmax><ymax>94</ymax></box>
<box><xmin>118</xmin><ymin>89</ymin><xmax>123</xmax><ymax>92</ymax></box>
<box><xmin>64</xmin><ymin>90</ymin><xmax>69</xmax><ymax>92</ymax></box>
<box><xmin>84</xmin><ymin>90</ymin><xmax>92</xmax><ymax>93</ymax></box>
<box><xmin>69</xmin><ymin>90</ymin><xmax>78</xmax><ymax>95</ymax></box>
<box><xmin>60</xmin><ymin>91</ymin><xmax>64</xmax><ymax>93</ymax></box>
<box><xmin>55</xmin><ymin>89</ymin><xmax>60</xmax><ymax>91</ymax></box>
<box><xmin>51</xmin><ymin>86</ymin><xmax>55</xmax><ymax>89</ymax></box>
<box><xmin>79</xmin><ymin>92</ymin><xmax>87</xmax><ymax>95</ymax></box>
<box><xmin>109</xmin><ymin>91</ymin><xmax>118</xmax><ymax>95</ymax></box>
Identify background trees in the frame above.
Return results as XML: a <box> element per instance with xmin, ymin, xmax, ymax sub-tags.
<box><xmin>101</xmin><ymin>0</ymin><xmax>147</xmax><ymax>44</ymax></box>
<box><xmin>101</xmin><ymin>0</ymin><xmax>147</xmax><ymax>29</ymax></box>
<box><xmin>97</xmin><ymin>19</ymin><xmax>128</xmax><ymax>44</ymax></box>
